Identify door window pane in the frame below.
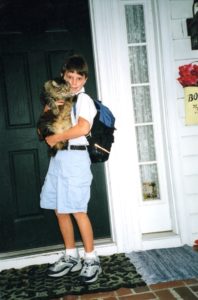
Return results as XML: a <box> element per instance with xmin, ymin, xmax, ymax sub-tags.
<box><xmin>132</xmin><ymin>86</ymin><xmax>152</xmax><ymax>123</ymax></box>
<box><xmin>136</xmin><ymin>125</ymin><xmax>156</xmax><ymax>162</ymax></box>
<box><xmin>129</xmin><ymin>46</ymin><xmax>149</xmax><ymax>83</ymax></box>
<box><xmin>125</xmin><ymin>5</ymin><xmax>146</xmax><ymax>43</ymax></box>
<box><xmin>140</xmin><ymin>164</ymin><xmax>160</xmax><ymax>200</ymax></box>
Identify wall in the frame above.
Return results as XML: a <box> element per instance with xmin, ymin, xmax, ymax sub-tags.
<box><xmin>170</xmin><ymin>0</ymin><xmax>198</xmax><ymax>243</ymax></box>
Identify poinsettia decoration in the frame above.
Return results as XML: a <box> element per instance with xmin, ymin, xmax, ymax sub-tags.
<box><xmin>177</xmin><ymin>63</ymin><xmax>198</xmax><ymax>87</ymax></box>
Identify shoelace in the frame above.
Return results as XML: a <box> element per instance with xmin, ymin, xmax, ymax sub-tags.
<box><xmin>82</xmin><ymin>263</ymin><xmax>91</xmax><ymax>273</ymax></box>
<box><xmin>82</xmin><ymin>259</ymin><xmax>96</xmax><ymax>273</ymax></box>
<box><xmin>54</xmin><ymin>255</ymin><xmax>72</xmax><ymax>265</ymax></box>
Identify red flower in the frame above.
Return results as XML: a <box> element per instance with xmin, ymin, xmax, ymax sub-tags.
<box><xmin>177</xmin><ymin>63</ymin><xmax>198</xmax><ymax>87</ymax></box>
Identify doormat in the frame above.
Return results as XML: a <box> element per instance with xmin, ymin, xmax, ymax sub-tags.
<box><xmin>126</xmin><ymin>244</ymin><xmax>198</xmax><ymax>285</ymax></box>
<box><xmin>0</xmin><ymin>253</ymin><xmax>146</xmax><ymax>300</ymax></box>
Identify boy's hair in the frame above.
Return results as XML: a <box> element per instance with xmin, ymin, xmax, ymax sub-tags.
<box><xmin>61</xmin><ymin>54</ymin><xmax>88</xmax><ymax>78</ymax></box>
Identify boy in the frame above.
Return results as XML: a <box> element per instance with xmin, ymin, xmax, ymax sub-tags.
<box><xmin>40</xmin><ymin>54</ymin><xmax>102</xmax><ymax>284</ymax></box>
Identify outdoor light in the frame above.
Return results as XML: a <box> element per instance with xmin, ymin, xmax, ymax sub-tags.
<box><xmin>193</xmin><ymin>0</ymin><xmax>198</xmax><ymax>15</ymax></box>
<box><xmin>187</xmin><ymin>0</ymin><xmax>198</xmax><ymax>50</ymax></box>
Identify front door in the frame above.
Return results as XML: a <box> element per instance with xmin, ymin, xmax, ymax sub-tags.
<box><xmin>0</xmin><ymin>0</ymin><xmax>111</xmax><ymax>254</ymax></box>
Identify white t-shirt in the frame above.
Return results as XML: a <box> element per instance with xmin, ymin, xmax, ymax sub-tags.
<box><xmin>69</xmin><ymin>87</ymin><xmax>97</xmax><ymax>146</ymax></box>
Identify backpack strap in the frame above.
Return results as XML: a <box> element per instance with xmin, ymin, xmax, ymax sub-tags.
<box><xmin>72</xmin><ymin>94</ymin><xmax>78</xmax><ymax>117</ymax></box>
<box><xmin>72</xmin><ymin>92</ymin><xmax>86</xmax><ymax>118</ymax></box>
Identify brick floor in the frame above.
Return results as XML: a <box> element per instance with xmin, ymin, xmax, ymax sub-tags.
<box><xmin>51</xmin><ymin>278</ymin><xmax>198</xmax><ymax>299</ymax></box>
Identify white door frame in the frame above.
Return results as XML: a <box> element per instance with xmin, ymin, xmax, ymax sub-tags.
<box><xmin>89</xmin><ymin>0</ymin><xmax>144</xmax><ymax>252</ymax></box>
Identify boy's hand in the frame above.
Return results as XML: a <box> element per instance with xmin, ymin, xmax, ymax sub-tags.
<box><xmin>56</xmin><ymin>99</ymin><xmax>65</xmax><ymax>105</ymax></box>
<box><xmin>44</xmin><ymin>105</ymin><xmax>50</xmax><ymax>112</ymax></box>
<box><xmin>45</xmin><ymin>134</ymin><xmax>60</xmax><ymax>147</ymax></box>
<box><xmin>44</xmin><ymin>100</ymin><xmax>64</xmax><ymax>112</ymax></box>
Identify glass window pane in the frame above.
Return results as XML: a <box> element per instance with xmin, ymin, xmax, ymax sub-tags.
<box><xmin>140</xmin><ymin>164</ymin><xmax>160</xmax><ymax>200</ymax></box>
<box><xmin>125</xmin><ymin>5</ymin><xmax>146</xmax><ymax>43</ymax></box>
<box><xmin>132</xmin><ymin>86</ymin><xmax>152</xmax><ymax>123</ymax></box>
<box><xmin>129</xmin><ymin>46</ymin><xmax>149</xmax><ymax>83</ymax></box>
<box><xmin>136</xmin><ymin>125</ymin><xmax>156</xmax><ymax>162</ymax></box>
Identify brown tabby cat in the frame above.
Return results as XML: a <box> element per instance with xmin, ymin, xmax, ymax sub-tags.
<box><xmin>37</xmin><ymin>77</ymin><xmax>75</xmax><ymax>154</ymax></box>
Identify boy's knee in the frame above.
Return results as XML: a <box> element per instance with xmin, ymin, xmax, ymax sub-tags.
<box><xmin>73</xmin><ymin>212</ymin><xmax>86</xmax><ymax>220</ymax></box>
<box><xmin>55</xmin><ymin>211</ymin><xmax>70</xmax><ymax>219</ymax></box>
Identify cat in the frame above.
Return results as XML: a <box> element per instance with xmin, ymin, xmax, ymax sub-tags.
<box><xmin>37</xmin><ymin>77</ymin><xmax>75</xmax><ymax>155</ymax></box>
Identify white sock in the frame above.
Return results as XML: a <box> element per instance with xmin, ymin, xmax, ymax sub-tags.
<box><xmin>65</xmin><ymin>248</ymin><xmax>78</xmax><ymax>258</ymax></box>
<box><xmin>84</xmin><ymin>250</ymin><xmax>97</xmax><ymax>260</ymax></box>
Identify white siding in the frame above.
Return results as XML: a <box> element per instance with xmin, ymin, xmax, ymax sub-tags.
<box><xmin>170</xmin><ymin>0</ymin><xmax>198</xmax><ymax>244</ymax></box>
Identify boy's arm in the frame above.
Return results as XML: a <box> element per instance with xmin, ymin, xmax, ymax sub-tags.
<box><xmin>45</xmin><ymin>117</ymin><xmax>90</xmax><ymax>147</ymax></box>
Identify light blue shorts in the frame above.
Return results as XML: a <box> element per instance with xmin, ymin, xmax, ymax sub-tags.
<box><xmin>40</xmin><ymin>149</ymin><xmax>92</xmax><ymax>213</ymax></box>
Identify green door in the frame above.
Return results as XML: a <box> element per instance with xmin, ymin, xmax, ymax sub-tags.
<box><xmin>0</xmin><ymin>0</ymin><xmax>111</xmax><ymax>254</ymax></box>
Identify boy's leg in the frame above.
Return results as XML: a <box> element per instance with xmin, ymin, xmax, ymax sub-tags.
<box><xmin>56</xmin><ymin>212</ymin><xmax>76</xmax><ymax>249</ymax></box>
<box><xmin>47</xmin><ymin>212</ymin><xmax>82</xmax><ymax>277</ymax></box>
<box><xmin>73</xmin><ymin>212</ymin><xmax>102</xmax><ymax>283</ymax></box>
<box><xmin>73</xmin><ymin>212</ymin><xmax>94</xmax><ymax>252</ymax></box>
<box><xmin>56</xmin><ymin>211</ymin><xmax>94</xmax><ymax>254</ymax></box>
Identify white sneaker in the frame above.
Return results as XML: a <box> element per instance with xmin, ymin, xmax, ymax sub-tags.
<box><xmin>80</xmin><ymin>256</ymin><xmax>102</xmax><ymax>284</ymax></box>
<box><xmin>47</xmin><ymin>254</ymin><xmax>82</xmax><ymax>277</ymax></box>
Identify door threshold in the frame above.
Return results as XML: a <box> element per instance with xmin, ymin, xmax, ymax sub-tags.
<box><xmin>0</xmin><ymin>238</ymin><xmax>113</xmax><ymax>260</ymax></box>
<box><xmin>141</xmin><ymin>231</ymin><xmax>182</xmax><ymax>250</ymax></box>
<box><xmin>0</xmin><ymin>238</ymin><xmax>117</xmax><ymax>271</ymax></box>
<box><xmin>142</xmin><ymin>231</ymin><xmax>177</xmax><ymax>240</ymax></box>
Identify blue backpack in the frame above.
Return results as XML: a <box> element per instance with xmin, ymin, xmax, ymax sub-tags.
<box><xmin>74</xmin><ymin>96</ymin><xmax>116</xmax><ymax>163</ymax></box>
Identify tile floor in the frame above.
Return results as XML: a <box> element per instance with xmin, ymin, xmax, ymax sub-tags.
<box><xmin>51</xmin><ymin>278</ymin><xmax>198</xmax><ymax>299</ymax></box>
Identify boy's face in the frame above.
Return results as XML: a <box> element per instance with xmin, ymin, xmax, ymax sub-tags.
<box><xmin>64</xmin><ymin>71</ymin><xmax>87</xmax><ymax>94</ymax></box>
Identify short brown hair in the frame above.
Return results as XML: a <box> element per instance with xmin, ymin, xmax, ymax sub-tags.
<box><xmin>61</xmin><ymin>54</ymin><xmax>88</xmax><ymax>78</ymax></box>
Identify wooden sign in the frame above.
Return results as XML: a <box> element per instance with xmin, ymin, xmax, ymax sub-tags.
<box><xmin>184</xmin><ymin>86</ymin><xmax>198</xmax><ymax>125</ymax></box>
